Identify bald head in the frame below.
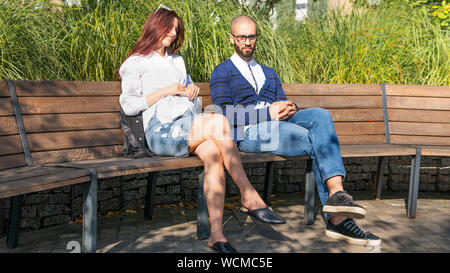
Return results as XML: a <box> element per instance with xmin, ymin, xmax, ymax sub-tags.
<box><xmin>231</xmin><ymin>16</ymin><xmax>257</xmax><ymax>34</ymax></box>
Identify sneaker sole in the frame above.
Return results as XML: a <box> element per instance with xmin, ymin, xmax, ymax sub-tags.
<box><xmin>322</xmin><ymin>205</ymin><xmax>366</xmax><ymax>219</ymax></box>
<box><xmin>325</xmin><ymin>230</ymin><xmax>381</xmax><ymax>246</ymax></box>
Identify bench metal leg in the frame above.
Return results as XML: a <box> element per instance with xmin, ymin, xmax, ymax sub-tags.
<box><xmin>82</xmin><ymin>176</ymin><xmax>97</xmax><ymax>253</ymax></box>
<box><xmin>407</xmin><ymin>148</ymin><xmax>421</xmax><ymax>219</ymax></box>
<box><xmin>304</xmin><ymin>159</ymin><xmax>315</xmax><ymax>225</ymax></box>
<box><xmin>374</xmin><ymin>156</ymin><xmax>387</xmax><ymax>200</ymax></box>
<box><xmin>263</xmin><ymin>162</ymin><xmax>275</xmax><ymax>205</ymax></box>
<box><xmin>144</xmin><ymin>172</ymin><xmax>158</xmax><ymax>220</ymax></box>
<box><xmin>197</xmin><ymin>170</ymin><xmax>210</xmax><ymax>240</ymax></box>
<box><xmin>7</xmin><ymin>195</ymin><xmax>23</xmax><ymax>249</ymax></box>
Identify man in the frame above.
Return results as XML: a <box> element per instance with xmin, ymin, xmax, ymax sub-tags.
<box><xmin>209</xmin><ymin>15</ymin><xmax>380</xmax><ymax>246</ymax></box>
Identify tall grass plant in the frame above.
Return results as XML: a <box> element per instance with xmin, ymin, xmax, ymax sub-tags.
<box><xmin>280</xmin><ymin>3</ymin><xmax>449</xmax><ymax>85</ymax></box>
<box><xmin>0</xmin><ymin>0</ymin><xmax>293</xmax><ymax>82</ymax></box>
<box><xmin>0</xmin><ymin>0</ymin><xmax>448</xmax><ymax>85</ymax></box>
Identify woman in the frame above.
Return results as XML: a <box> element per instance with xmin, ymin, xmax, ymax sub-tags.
<box><xmin>119</xmin><ymin>6</ymin><xmax>285</xmax><ymax>253</ymax></box>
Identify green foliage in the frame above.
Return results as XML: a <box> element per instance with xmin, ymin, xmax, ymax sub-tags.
<box><xmin>431</xmin><ymin>1</ymin><xmax>449</xmax><ymax>28</ymax></box>
<box><xmin>0</xmin><ymin>0</ymin><xmax>448</xmax><ymax>85</ymax></box>
<box><xmin>0</xmin><ymin>0</ymin><xmax>293</xmax><ymax>82</ymax></box>
<box><xmin>278</xmin><ymin>1</ymin><xmax>449</xmax><ymax>85</ymax></box>
<box><xmin>351</xmin><ymin>0</ymin><xmax>448</xmax><ymax>29</ymax></box>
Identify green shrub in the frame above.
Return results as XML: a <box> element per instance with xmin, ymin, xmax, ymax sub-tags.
<box><xmin>0</xmin><ymin>0</ymin><xmax>293</xmax><ymax>82</ymax></box>
<box><xmin>0</xmin><ymin>0</ymin><xmax>448</xmax><ymax>85</ymax></box>
<box><xmin>279</xmin><ymin>1</ymin><xmax>449</xmax><ymax>85</ymax></box>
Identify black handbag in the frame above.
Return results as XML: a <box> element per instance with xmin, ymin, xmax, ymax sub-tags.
<box><xmin>120</xmin><ymin>107</ymin><xmax>154</xmax><ymax>158</ymax></box>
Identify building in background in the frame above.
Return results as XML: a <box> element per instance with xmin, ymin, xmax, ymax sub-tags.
<box><xmin>295</xmin><ymin>0</ymin><xmax>354</xmax><ymax>21</ymax></box>
<box><xmin>295</xmin><ymin>0</ymin><xmax>308</xmax><ymax>21</ymax></box>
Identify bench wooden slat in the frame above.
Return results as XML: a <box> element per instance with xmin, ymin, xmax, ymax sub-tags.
<box><xmin>0</xmin><ymin>154</ymin><xmax>27</xmax><ymax>170</ymax></box>
<box><xmin>328</xmin><ymin>109</ymin><xmax>384</xmax><ymax>122</ymax></box>
<box><xmin>32</xmin><ymin>145</ymin><xmax>123</xmax><ymax>164</ymax></box>
<box><xmin>0</xmin><ymin>135</ymin><xmax>24</xmax><ymax>155</ymax></box>
<box><xmin>419</xmin><ymin>146</ymin><xmax>450</xmax><ymax>156</ymax></box>
<box><xmin>15</xmin><ymin>80</ymin><xmax>121</xmax><ymax>97</ymax></box>
<box><xmin>0</xmin><ymin>116</ymin><xmax>19</xmax><ymax>136</ymax></box>
<box><xmin>282</xmin><ymin>84</ymin><xmax>381</xmax><ymax>96</ymax></box>
<box><xmin>0</xmin><ymin>169</ymin><xmax>90</xmax><ymax>199</ymax></box>
<box><xmin>0</xmin><ymin>98</ymin><xmax>14</xmax><ymax>116</ymax></box>
<box><xmin>385</xmin><ymin>84</ymin><xmax>450</xmax><ymax>98</ymax></box>
<box><xmin>387</xmin><ymin>96</ymin><xmax>450</xmax><ymax>110</ymax></box>
<box><xmin>391</xmin><ymin>135</ymin><xmax>450</xmax><ymax>146</ymax></box>
<box><xmin>388</xmin><ymin>109</ymin><xmax>450</xmax><ymax>123</ymax></box>
<box><xmin>0</xmin><ymin>166</ymin><xmax>68</xmax><ymax>183</ymax></box>
<box><xmin>335</xmin><ymin>122</ymin><xmax>385</xmax><ymax>135</ymax></box>
<box><xmin>390</xmin><ymin>122</ymin><xmax>450</xmax><ymax>137</ymax></box>
<box><xmin>46</xmin><ymin>156</ymin><xmax>205</xmax><ymax>179</ymax></box>
<box><xmin>292</xmin><ymin>96</ymin><xmax>382</xmax><ymax>109</ymax></box>
<box><xmin>337</xmin><ymin>135</ymin><xmax>386</xmax><ymax>145</ymax></box>
<box><xmin>340</xmin><ymin>144</ymin><xmax>417</xmax><ymax>157</ymax></box>
<box><xmin>28</xmin><ymin>129</ymin><xmax>123</xmax><ymax>152</ymax></box>
<box><xmin>22</xmin><ymin>113</ymin><xmax>120</xmax><ymax>133</ymax></box>
<box><xmin>0</xmin><ymin>81</ymin><xmax>9</xmax><ymax>97</ymax></box>
<box><xmin>19</xmin><ymin>97</ymin><xmax>119</xmax><ymax>114</ymax></box>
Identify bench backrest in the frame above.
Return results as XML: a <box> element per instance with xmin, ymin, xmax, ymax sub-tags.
<box><xmin>0</xmin><ymin>80</ymin><xmax>392</xmax><ymax>170</ymax></box>
<box><xmin>0</xmin><ymin>81</ymin><xmax>124</xmax><ymax>170</ymax></box>
<box><xmin>1</xmin><ymin>81</ymin><xmax>28</xmax><ymax>170</ymax></box>
<box><xmin>385</xmin><ymin>84</ymin><xmax>450</xmax><ymax>146</ymax></box>
<box><xmin>282</xmin><ymin>84</ymin><xmax>386</xmax><ymax>145</ymax></box>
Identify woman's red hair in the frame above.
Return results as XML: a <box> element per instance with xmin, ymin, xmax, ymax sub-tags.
<box><xmin>117</xmin><ymin>8</ymin><xmax>185</xmax><ymax>79</ymax></box>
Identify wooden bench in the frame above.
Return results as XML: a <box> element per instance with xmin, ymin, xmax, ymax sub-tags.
<box><xmin>383</xmin><ymin>84</ymin><xmax>450</xmax><ymax>214</ymax></box>
<box><xmin>1</xmin><ymin>80</ymin><xmax>431</xmax><ymax>253</ymax></box>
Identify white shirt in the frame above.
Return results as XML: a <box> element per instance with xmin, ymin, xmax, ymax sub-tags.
<box><xmin>119</xmin><ymin>51</ymin><xmax>200</xmax><ymax>131</ymax></box>
<box><xmin>230</xmin><ymin>53</ymin><xmax>270</xmax><ymax>131</ymax></box>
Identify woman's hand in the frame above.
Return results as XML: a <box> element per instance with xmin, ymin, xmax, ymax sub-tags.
<box><xmin>184</xmin><ymin>84</ymin><xmax>200</xmax><ymax>101</ymax></box>
<box><xmin>163</xmin><ymin>82</ymin><xmax>186</xmax><ymax>96</ymax></box>
<box><xmin>145</xmin><ymin>82</ymin><xmax>185</xmax><ymax>107</ymax></box>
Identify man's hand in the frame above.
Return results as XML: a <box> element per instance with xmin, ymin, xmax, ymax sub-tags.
<box><xmin>269</xmin><ymin>101</ymin><xmax>297</xmax><ymax>120</ymax></box>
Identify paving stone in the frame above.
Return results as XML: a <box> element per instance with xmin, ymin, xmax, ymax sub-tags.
<box><xmin>0</xmin><ymin>191</ymin><xmax>449</xmax><ymax>253</ymax></box>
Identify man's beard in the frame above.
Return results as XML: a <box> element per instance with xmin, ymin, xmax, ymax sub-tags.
<box><xmin>235</xmin><ymin>43</ymin><xmax>255</xmax><ymax>59</ymax></box>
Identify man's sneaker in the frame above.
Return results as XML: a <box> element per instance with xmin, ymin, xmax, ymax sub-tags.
<box><xmin>325</xmin><ymin>218</ymin><xmax>381</xmax><ymax>246</ymax></box>
<box><xmin>322</xmin><ymin>191</ymin><xmax>366</xmax><ymax>219</ymax></box>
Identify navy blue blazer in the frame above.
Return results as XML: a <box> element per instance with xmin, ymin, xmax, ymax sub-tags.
<box><xmin>210</xmin><ymin>59</ymin><xmax>287</xmax><ymax>142</ymax></box>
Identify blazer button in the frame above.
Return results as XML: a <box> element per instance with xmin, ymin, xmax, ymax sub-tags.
<box><xmin>136</xmin><ymin>120</ymin><xmax>139</xmax><ymax>123</ymax></box>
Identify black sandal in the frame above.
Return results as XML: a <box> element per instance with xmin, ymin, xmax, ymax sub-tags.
<box><xmin>240</xmin><ymin>206</ymin><xmax>286</xmax><ymax>224</ymax></box>
<box><xmin>209</xmin><ymin>241</ymin><xmax>238</xmax><ymax>253</ymax></box>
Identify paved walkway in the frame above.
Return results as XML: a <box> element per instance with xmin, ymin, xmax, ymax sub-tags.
<box><xmin>1</xmin><ymin>190</ymin><xmax>449</xmax><ymax>253</ymax></box>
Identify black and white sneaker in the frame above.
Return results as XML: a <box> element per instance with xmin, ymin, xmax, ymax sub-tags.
<box><xmin>325</xmin><ymin>218</ymin><xmax>381</xmax><ymax>246</ymax></box>
<box><xmin>323</xmin><ymin>191</ymin><xmax>366</xmax><ymax>219</ymax></box>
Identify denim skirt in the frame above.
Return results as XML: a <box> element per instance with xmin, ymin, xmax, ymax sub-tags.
<box><xmin>145</xmin><ymin>110</ymin><xmax>195</xmax><ymax>157</ymax></box>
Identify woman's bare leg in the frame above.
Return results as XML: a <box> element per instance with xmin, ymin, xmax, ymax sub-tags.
<box><xmin>189</xmin><ymin>114</ymin><xmax>267</xmax><ymax>210</ymax></box>
<box><xmin>191</xmin><ymin>139</ymin><xmax>227</xmax><ymax>247</ymax></box>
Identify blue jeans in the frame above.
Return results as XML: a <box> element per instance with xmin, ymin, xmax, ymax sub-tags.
<box><xmin>238</xmin><ymin>108</ymin><xmax>346</xmax><ymax>214</ymax></box>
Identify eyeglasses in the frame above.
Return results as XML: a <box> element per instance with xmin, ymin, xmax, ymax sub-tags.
<box><xmin>231</xmin><ymin>34</ymin><xmax>258</xmax><ymax>43</ymax></box>
<box><xmin>155</xmin><ymin>4</ymin><xmax>172</xmax><ymax>13</ymax></box>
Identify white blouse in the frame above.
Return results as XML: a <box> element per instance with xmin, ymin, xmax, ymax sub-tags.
<box><xmin>119</xmin><ymin>51</ymin><xmax>201</xmax><ymax>131</ymax></box>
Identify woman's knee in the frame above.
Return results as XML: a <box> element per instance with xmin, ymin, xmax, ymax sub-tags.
<box><xmin>204</xmin><ymin>114</ymin><xmax>231</xmax><ymax>139</ymax></box>
<box><xmin>197</xmin><ymin>141</ymin><xmax>223</xmax><ymax>165</ymax></box>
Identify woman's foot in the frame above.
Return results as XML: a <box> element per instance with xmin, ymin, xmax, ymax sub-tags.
<box><xmin>208</xmin><ymin>234</ymin><xmax>228</xmax><ymax>249</ymax></box>
<box><xmin>240</xmin><ymin>191</ymin><xmax>267</xmax><ymax>211</ymax></box>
